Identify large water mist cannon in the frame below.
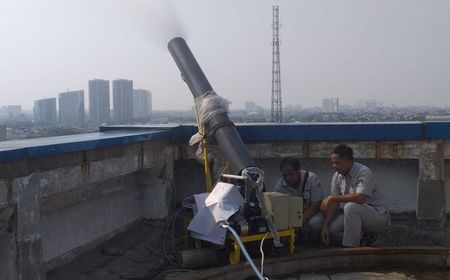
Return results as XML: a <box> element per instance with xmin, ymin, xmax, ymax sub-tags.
<box><xmin>168</xmin><ymin>37</ymin><xmax>282</xmax><ymax>248</ymax></box>
<box><xmin>168</xmin><ymin>37</ymin><xmax>255</xmax><ymax>175</ymax></box>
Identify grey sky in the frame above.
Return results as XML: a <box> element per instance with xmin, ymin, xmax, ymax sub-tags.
<box><xmin>1</xmin><ymin>0</ymin><xmax>449</xmax><ymax>110</ymax></box>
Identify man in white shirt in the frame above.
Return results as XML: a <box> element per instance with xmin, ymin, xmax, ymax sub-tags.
<box><xmin>321</xmin><ymin>145</ymin><xmax>389</xmax><ymax>247</ymax></box>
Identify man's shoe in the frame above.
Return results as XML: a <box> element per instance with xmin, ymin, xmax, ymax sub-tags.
<box><xmin>360</xmin><ymin>232</ymin><xmax>377</xmax><ymax>246</ymax></box>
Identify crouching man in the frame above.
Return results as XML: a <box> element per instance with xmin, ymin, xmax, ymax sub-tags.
<box><xmin>321</xmin><ymin>145</ymin><xmax>389</xmax><ymax>247</ymax></box>
<box><xmin>274</xmin><ymin>157</ymin><xmax>324</xmax><ymax>241</ymax></box>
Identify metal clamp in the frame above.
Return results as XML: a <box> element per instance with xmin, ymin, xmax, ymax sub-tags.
<box><xmin>241</xmin><ymin>167</ymin><xmax>283</xmax><ymax>248</ymax></box>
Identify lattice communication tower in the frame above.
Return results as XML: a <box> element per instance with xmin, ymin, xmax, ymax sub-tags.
<box><xmin>271</xmin><ymin>5</ymin><xmax>282</xmax><ymax>123</ymax></box>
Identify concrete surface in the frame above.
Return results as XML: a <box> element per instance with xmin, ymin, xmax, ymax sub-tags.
<box><xmin>45</xmin><ymin>215</ymin><xmax>450</xmax><ymax>280</ymax></box>
<box><xmin>47</xmin><ymin>218</ymin><xmax>168</xmax><ymax>280</ymax></box>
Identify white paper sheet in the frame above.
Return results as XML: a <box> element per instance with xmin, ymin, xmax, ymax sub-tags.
<box><xmin>187</xmin><ymin>182</ymin><xmax>244</xmax><ymax>245</ymax></box>
<box><xmin>205</xmin><ymin>182</ymin><xmax>245</xmax><ymax>223</ymax></box>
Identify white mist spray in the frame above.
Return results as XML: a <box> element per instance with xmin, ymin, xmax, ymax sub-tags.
<box><xmin>98</xmin><ymin>0</ymin><xmax>188</xmax><ymax>49</ymax></box>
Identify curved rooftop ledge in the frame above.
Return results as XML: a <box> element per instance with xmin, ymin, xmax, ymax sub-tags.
<box><xmin>185</xmin><ymin>246</ymin><xmax>450</xmax><ymax>280</ymax></box>
<box><xmin>0</xmin><ymin>121</ymin><xmax>449</xmax><ymax>163</ymax></box>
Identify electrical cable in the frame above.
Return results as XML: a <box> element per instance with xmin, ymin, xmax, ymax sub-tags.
<box><xmin>163</xmin><ymin>208</ymin><xmax>184</xmax><ymax>267</ymax></box>
<box><xmin>220</xmin><ymin>223</ymin><xmax>266</xmax><ymax>280</ymax></box>
<box><xmin>259</xmin><ymin>232</ymin><xmax>269</xmax><ymax>276</ymax></box>
<box><xmin>171</xmin><ymin>211</ymin><xmax>178</xmax><ymax>255</ymax></box>
<box><xmin>171</xmin><ymin>208</ymin><xmax>186</xmax><ymax>255</ymax></box>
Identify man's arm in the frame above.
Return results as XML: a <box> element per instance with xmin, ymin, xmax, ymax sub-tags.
<box><xmin>320</xmin><ymin>193</ymin><xmax>368</xmax><ymax>212</ymax></box>
<box><xmin>302</xmin><ymin>201</ymin><xmax>321</xmax><ymax>225</ymax></box>
<box><xmin>303</xmin><ymin>173</ymin><xmax>323</xmax><ymax>224</ymax></box>
<box><xmin>332</xmin><ymin>193</ymin><xmax>367</xmax><ymax>203</ymax></box>
<box><xmin>320</xmin><ymin>173</ymin><xmax>341</xmax><ymax>245</ymax></box>
<box><xmin>321</xmin><ymin>199</ymin><xmax>339</xmax><ymax>245</ymax></box>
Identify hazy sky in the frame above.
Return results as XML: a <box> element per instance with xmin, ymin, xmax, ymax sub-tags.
<box><xmin>1</xmin><ymin>0</ymin><xmax>450</xmax><ymax>110</ymax></box>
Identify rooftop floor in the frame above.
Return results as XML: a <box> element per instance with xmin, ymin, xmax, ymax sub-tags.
<box><xmin>47</xmin><ymin>213</ymin><xmax>450</xmax><ymax>280</ymax></box>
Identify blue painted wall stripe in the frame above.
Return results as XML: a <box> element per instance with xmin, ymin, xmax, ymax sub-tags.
<box><xmin>1</xmin><ymin>122</ymin><xmax>450</xmax><ymax>163</ymax></box>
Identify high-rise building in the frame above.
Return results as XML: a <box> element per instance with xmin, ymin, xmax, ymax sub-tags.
<box><xmin>6</xmin><ymin>105</ymin><xmax>21</xmax><ymax>119</ymax></box>
<box><xmin>33</xmin><ymin>98</ymin><xmax>57</xmax><ymax>123</ymax></box>
<box><xmin>245</xmin><ymin>101</ymin><xmax>256</xmax><ymax>112</ymax></box>
<box><xmin>357</xmin><ymin>99</ymin><xmax>380</xmax><ymax>110</ymax></box>
<box><xmin>322</xmin><ymin>98</ymin><xmax>339</xmax><ymax>113</ymax></box>
<box><xmin>0</xmin><ymin>125</ymin><xmax>6</xmax><ymax>141</ymax></box>
<box><xmin>133</xmin><ymin>89</ymin><xmax>152</xmax><ymax>119</ymax></box>
<box><xmin>89</xmin><ymin>79</ymin><xmax>110</xmax><ymax>123</ymax></box>
<box><xmin>113</xmin><ymin>79</ymin><xmax>133</xmax><ymax>123</ymax></box>
<box><xmin>366</xmin><ymin>100</ymin><xmax>378</xmax><ymax>110</ymax></box>
<box><xmin>58</xmin><ymin>90</ymin><xmax>85</xmax><ymax>123</ymax></box>
<box><xmin>0</xmin><ymin>105</ymin><xmax>21</xmax><ymax>119</ymax></box>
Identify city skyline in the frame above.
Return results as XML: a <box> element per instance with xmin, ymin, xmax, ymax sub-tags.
<box><xmin>24</xmin><ymin>79</ymin><xmax>154</xmax><ymax>123</ymax></box>
<box><xmin>5</xmin><ymin>95</ymin><xmax>449</xmax><ymax>117</ymax></box>
<box><xmin>0</xmin><ymin>74</ymin><xmax>419</xmax><ymax>112</ymax></box>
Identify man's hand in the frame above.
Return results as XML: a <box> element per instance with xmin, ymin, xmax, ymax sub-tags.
<box><xmin>321</xmin><ymin>226</ymin><xmax>331</xmax><ymax>246</ymax></box>
<box><xmin>320</xmin><ymin>196</ymin><xmax>335</xmax><ymax>212</ymax></box>
<box><xmin>352</xmin><ymin>193</ymin><xmax>367</xmax><ymax>204</ymax></box>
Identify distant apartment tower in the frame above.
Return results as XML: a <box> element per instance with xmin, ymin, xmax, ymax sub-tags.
<box><xmin>0</xmin><ymin>105</ymin><xmax>21</xmax><ymax>119</ymax></box>
<box><xmin>113</xmin><ymin>79</ymin><xmax>133</xmax><ymax>122</ymax></box>
<box><xmin>133</xmin><ymin>89</ymin><xmax>152</xmax><ymax>119</ymax></box>
<box><xmin>357</xmin><ymin>99</ymin><xmax>380</xmax><ymax>110</ymax></box>
<box><xmin>89</xmin><ymin>79</ymin><xmax>110</xmax><ymax>123</ymax></box>
<box><xmin>322</xmin><ymin>98</ymin><xmax>339</xmax><ymax>113</ymax></box>
<box><xmin>0</xmin><ymin>125</ymin><xmax>6</xmax><ymax>141</ymax></box>
<box><xmin>366</xmin><ymin>100</ymin><xmax>378</xmax><ymax>110</ymax></box>
<box><xmin>33</xmin><ymin>98</ymin><xmax>57</xmax><ymax>123</ymax></box>
<box><xmin>58</xmin><ymin>90</ymin><xmax>85</xmax><ymax>123</ymax></box>
<box><xmin>245</xmin><ymin>101</ymin><xmax>256</xmax><ymax>112</ymax></box>
<box><xmin>6</xmin><ymin>105</ymin><xmax>21</xmax><ymax>118</ymax></box>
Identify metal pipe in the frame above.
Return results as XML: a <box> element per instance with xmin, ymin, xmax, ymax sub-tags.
<box><xmin>220</xmin><ymin>174</ymin><xmax>247</xmax><ymax>181</ymax></box>
<box><xmin>168</xmin><ymin>37</ymin><xmax>255</xmax><ymax>174</ymax></box>
<box><xmin>167</xmin><ymin>37</ymin><xmax>212</xmax><ymax>98</ymax></box>
<box><xmin>179</xmin><ymin>248</ymin><xmax>218</xmax><ymax>269</ymax></box>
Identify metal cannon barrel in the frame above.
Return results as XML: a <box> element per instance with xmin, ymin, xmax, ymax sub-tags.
<box><xmin>168</xmin><ymin>37</ymin><xmax>255</xmax><ymax>174</ymax></box>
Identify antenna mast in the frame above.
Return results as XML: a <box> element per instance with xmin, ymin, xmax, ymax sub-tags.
<box><xmin>271</xmin><ymin>5</ymin><xmax>282</xmax><ymax>123</ymax></box>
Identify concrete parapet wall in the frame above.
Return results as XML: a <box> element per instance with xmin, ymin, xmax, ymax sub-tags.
<box><xmin>0</xmin><ymin>134</ymin><xmax>176</xmax><ymax>280</ymax></box>
<box><xmin>167</xmin><ymin>124</ymin><xmax>450</xmax><ymax>223</ymax></box>
<box><xmin>190</xmin><ymin>141</ymin><xmax>436</xmax><ymax>214</ymax></box>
